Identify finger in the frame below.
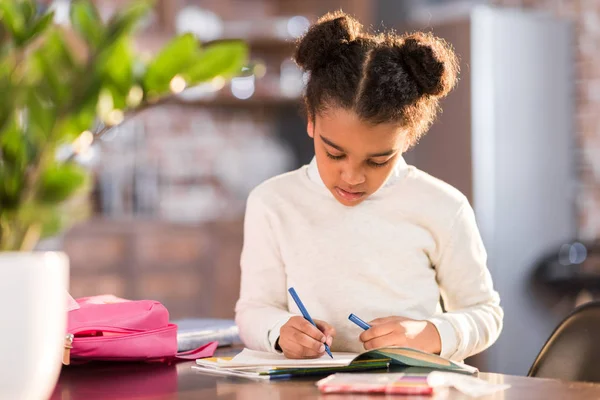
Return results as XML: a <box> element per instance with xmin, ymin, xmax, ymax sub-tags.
<box><xmin>279</xmin><ymin>319</ymin><xmax>325</xmax><ymax>358</ymax></box>
<box><xmin>282</xmin><ymin>342</ymin><xmax>323</xmax><ymax>359</ymax></box>
<box><xmin>280</xmin><ymin>324</ymin><xmax>324</xmax><ymax>353</ymax></box>
<box><xmin>292</xmin><ymin>327</ymin><xmax>327</xmax><ymax>352</ymax></box>
<box><xmin>359</xmin><ymin>323</ymin><xmax>397</xmax><ymax>343</ymax></box>
<box><xmin>315</xmin><ymin>319</ymin><xmax>337</xmax><ymax>338</ymax></box>
<box><xmin>363</xmin><ymin>332</ymin><xmax>405</xmax><ymax>351</ymax></box>
<box><xmin>279</xmin><ymin>333</ymin><xmax>325</xmax><ymax>358</ymax></box>
<box><xmin>279</xmin><ymin>333</ymin><xmax>325</xmax><ymax>359</ymax></box>
<box><xmin>282</xmin><ymin>343</ymin><xmax>324</xmax><ymax>359</ymax></box>
<box><xmin>289</xmin><ymin>317</ymin><xmax>327</xmax><ymax>342</ymax></box>
<box><xmin>279</xmin><ymin>332</ymin><xmax>323</xmax><ymax>358</ymax></box>
<box><xmin>326</xmin><ymin>336</ymin><xmax>333</xmax><ymax>347</ymax></box>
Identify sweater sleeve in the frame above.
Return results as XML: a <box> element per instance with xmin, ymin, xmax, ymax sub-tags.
<box><xmin>427</xmin><ymin>200</ymin><xmax>503</xmax><ymax>361</ymax></box>
<box><xmin>234</xmin><ymin>191</ymin><xmax>294</xmax><ymax>352</ymax></box>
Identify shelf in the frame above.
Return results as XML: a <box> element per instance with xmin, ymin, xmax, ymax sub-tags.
<box><xmin>168</xmin><ymin>94</ymin><xmax>301</xmax><ymax>108</ymax></box>
<box><xmin>170</xmin><ymin>77</ymin><xmax>304</xmax><ymax>108</ymax></box>
<box><xmin>135</xmin><ymin>33</ymin><xmax>296</xmax><ymax>56</ymax></box>
<box><xmin>205</xmin><ymin>37</ymin><xmax>297</xmax><ymax>50</ymax></box>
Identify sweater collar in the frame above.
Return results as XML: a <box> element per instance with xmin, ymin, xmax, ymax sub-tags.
<box><xmin>306</xmin><ymin>156</ymin><xmax>408</xmax><ymax>190</ymax></box>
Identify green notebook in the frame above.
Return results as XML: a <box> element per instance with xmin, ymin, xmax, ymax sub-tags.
<box><xmin>194</xmin><ymin>347</ymin><xmax>476</xmax><ymax>380</ymax></box>
<box><xmin>352</xmin><ymin>347</ymin><xmax>477</xmax><ymax>375</ymax></box>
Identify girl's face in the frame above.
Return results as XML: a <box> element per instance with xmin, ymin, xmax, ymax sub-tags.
<box><xmin>308</xmin><ymin>107</ymin><xmax>409</xmax><ymax>207</ymax></box>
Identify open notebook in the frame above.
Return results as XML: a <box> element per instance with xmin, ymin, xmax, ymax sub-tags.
<box><xmin>193</xmin><ymin>347</ymin><xmax>477</xmax><ymax>380</ymax></box>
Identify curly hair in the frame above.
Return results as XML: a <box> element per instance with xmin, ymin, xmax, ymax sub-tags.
<box><xmin>294</xmin><ymin>10</ymin><xmax>459</xmax><ymax>147</ymax></box>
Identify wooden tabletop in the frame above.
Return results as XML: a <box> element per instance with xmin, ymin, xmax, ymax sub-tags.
<box><xmin>51</xmin><ymin>353</ymin><xmax>600</xmax><ymax>400</ymax></box>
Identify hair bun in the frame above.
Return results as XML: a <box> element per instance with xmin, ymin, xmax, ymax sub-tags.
<box><xmin>396</xmin><ymin>32</ymin><xmax>458</xmax><ymax>97</ymax></box>
<box><xmin>294</xmin><ymin>11</ymin><xmax>363</xmax><ymax>72</ymax></box>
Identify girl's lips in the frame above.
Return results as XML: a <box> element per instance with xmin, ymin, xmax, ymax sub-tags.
<box><xmin>335</xmin><ymin>187</ymin><xmax>366</xmax><ymax>202</ymax></box>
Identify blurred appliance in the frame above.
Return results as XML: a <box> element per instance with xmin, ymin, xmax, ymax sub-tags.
<box><xmin>535</xmin><ymin>241</ymin><xmax>600</xmax><ymax>297</ymax></box>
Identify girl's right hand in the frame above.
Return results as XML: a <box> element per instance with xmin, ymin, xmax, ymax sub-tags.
<box><xmin>277</xmin><ymin>316</ymin><xmax>336</xmax><ymax>359</ymax></box>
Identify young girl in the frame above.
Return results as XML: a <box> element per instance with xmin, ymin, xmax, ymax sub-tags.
<box><xmin>235</xmin><ymin>11</ymin><xmax>503</xmax><ymax>362</ymax></box>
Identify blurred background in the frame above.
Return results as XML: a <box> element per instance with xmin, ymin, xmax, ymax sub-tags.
<box><xmin>38</xmin><ymin>0</ymin><xmax>600</xmax><ymax>375</ymax></box>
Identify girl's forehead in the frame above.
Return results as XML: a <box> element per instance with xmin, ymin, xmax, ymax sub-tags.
<box><xmin>315</xmin><ymin>109</ymin><xmax>406</xmax><ymax>152</ymax></box>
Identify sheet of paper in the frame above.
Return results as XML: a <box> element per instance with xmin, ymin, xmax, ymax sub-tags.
<box><xmin>192</xmin><ymin>365</ymin><xmax>271</xmax><ymax>380</ymax></box>
<box><xmin>218</xmin><ymin>348</ymin><xmax>359</xmax><ymax>369</ymax></box>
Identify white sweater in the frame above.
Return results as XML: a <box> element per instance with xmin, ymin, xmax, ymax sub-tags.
<box><xmin>235</xmin><ymin>157</ymin><xmax>503</xmax><ymax>361</ymax></box>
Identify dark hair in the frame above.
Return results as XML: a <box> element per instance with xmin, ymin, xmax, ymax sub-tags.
<box><xmin>294</xmin><ymin>11</ymin><xmax>459</xmax><ymax>146</ymax></box>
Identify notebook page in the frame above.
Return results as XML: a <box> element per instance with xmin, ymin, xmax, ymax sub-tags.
<box><xmin>217</xmin><ymin>348</ymin><xmax>358</xmax><ymax>368</ymax></box>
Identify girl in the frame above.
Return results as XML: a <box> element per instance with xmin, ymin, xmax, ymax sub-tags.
<box><xmin>235</xmin><ymin>11</ymin><xmax>503</xmax><ymax>362</ymax></box>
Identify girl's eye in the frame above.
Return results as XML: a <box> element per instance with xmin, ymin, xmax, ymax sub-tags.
<box><xmin>326</xmin><ymin>152</ymin><xmax>345</xmax><ymax>161</ymax></box>
<box><xmin>367</xmin><ymin>160</ymin><xmax>390</xmax><ymax>168</ymax></box>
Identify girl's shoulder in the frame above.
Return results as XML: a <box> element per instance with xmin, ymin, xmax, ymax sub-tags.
<box><xmin>384</xmin><ymin>167</ymin><xmax>474</xmax><ymax>242</ymax></box>
<box><xmin>400</xmin><ymin>166</ymin><xmax>471</xmax><ymax>215</ymax></box>
<box><xmin>247</xmin><ymin>166</ymin><xmax>309</xmax><ymax>206</ymax></box>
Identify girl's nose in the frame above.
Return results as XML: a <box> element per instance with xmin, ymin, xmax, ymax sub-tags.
<box><xmin>341</xmin><ymin>167</ymin><xmax>366</xmax><ymax>186</ymax></box>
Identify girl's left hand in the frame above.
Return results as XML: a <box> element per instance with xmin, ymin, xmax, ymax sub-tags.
<box><xmin>359</xmin><ymin>316</ymin><xmax>442</xmax><ymax>354</ymax></box>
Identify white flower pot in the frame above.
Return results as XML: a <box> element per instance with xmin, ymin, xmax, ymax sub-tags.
<box><xmin>0</xmin><ymin>252</ymin><xmax>69</xmax><ymax>400</ymax></box>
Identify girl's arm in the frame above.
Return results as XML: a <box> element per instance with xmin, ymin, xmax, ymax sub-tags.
<box><xmin>234</xmin><ymin>191</ymin><xmax>295</xmax><ymax>352</ymax></box>
<box><xmin>427</xmin><ymin>199</ymin><xmax>504</xmax><ymax>361</ymax></box>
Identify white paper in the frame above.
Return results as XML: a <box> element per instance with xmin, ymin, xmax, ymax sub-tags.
<box><xmin>218</xmin><ymin>348</ymin><xmax>358</xmax><ymax>369</ymax></box>
<box><xmin>192</xmin><ymin>365</ymin><xmax>271</xmax><ymax>380</ymax></box>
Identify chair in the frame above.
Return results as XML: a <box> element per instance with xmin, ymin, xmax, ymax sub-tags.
<box><xmin>528</xmin><ymin>301</ymin><xmax>600</xmax><ymax>382</ymax></box>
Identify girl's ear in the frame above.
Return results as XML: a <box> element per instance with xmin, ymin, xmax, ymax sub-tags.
<box><xmin>401</xmin><ymin>133</ymin><xmax>412</xmax><ymax>153</ymax></box>
<box><xmin>401</xmin><ymin>141</ymin><xmax>410</xmax><ymax>153</ymax></box>
<box><xmin>307</xmin><ymin>119</ymin><xmax>314</xmax><ymax>138</ymax></box>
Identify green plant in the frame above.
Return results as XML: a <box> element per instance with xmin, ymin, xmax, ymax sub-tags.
<box><xmin>0</xmin><ymin>0</ymin><xmax>248</xmax><ymax>251</ymax></box>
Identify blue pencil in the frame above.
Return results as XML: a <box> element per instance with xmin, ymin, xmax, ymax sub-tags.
<box><xmin>348</xmin><ymin>313</ymin><xmax>372</xmax><ymax>330</ymax></box>
<box><xmin>288</xmin><ymin>287</ymin><xmax>333</xmax><ymax>358</ymax></box>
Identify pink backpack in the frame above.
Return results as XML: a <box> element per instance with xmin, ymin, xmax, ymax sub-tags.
<box><xmin>64</xmin><ymin>295</ymin><xmax>217</xmax><ymax>364</ymax></box>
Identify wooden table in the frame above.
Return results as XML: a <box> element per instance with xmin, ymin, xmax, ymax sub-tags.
<box><xmin>51</xmin><ymin>351</ymin><xmax>600</xmax><ymax>400</ymax></box>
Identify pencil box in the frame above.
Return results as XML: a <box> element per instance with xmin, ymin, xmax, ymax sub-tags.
<box><xmin>317</xmin><ymin>373</ymin><xmax>434</xmax><ymax>395</ymax></box>
<box><xmin>63</xmin><ymin>295</ymin><xmax>217</xmax><ymax>364</ymax></box>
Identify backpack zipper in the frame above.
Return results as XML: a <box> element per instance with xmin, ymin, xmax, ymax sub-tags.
<box><xmin>63</xmin><ymin>334</ymin><xmax>74</xmax><ymax>365</ymax></box>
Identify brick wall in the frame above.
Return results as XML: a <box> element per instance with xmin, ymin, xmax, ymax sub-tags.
<box><xmin>66</xmin><ymin>218</ymin><xmax>244</xmax><ymax>319</ymax></box>
<box><xmin>492</xmin><ymin>0</ymin><xmax>600</xmax><ymax>239</ymax></box>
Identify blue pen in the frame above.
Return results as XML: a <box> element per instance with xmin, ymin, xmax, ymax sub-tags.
<box><xmin>288</xmin><ymin>287</ymin><xmax>333</xmax><ymax>358</ymax></box>
<box><xmin>348</xmin><ymin>313</ymin><xmax>372</xmax><ymax>330</ymax></box>
<box><xmin>269</xmin><ymin>374</ymin><xmax>292</xmax><ymax>381</ymax></box>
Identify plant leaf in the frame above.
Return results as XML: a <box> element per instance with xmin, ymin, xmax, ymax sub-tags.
<box><xmin>0</xmin><ymin>166</ymin><xmax>23</xmax><ymax>210</ymax></box>
<box><xmin>70</xmin><ymin>0</ymin><xmax>104</xmax><ymax>49</ymax></box>
<box><xmin>0</xmin><ymin>116</ymin><xmax>29</xmax><ymax>171</ymax></box>
<box><xmin>0</xmin><ymin>1</ymin><xmax>26</xmax><ymax>44</ymax></box>
<box><xmin>27</xmin><ymin>88</ymin><xmax>57</xmax><ymax>143</ymax></box>
<box><xmin>0</xmin><ymin>16</ymin><xmax>9</xmax><ymax>47</ymax></box>
<box><xmin>18</xmin><ymin>0</ymin><xmax>36</xmax><ymax>25</ymax></box>
<box><xmin>185</xmin><ymin>40</ymin><xmax>248</xmax><ymax>84</ymax></box>
<box><xmin>0</xmin><ymin>70</ymin><xmax>13</xmax><ymax>132</ymax></box>
<box><xmin>25</xmin><ymin>11</ymin><xmax>55</xmax><ymax>44</ymax></box>
<box><xmin>103</xmin><ymin>83</ymin><xmax>127</xmax><ymax>110</ymax></box>
<box><xmin>0</xmin><ymin>131</ymin><xmax>24</xmax><ymax>211</ymax></box>
<box><xmin>39</xmin><ymin>206</ymin><xmax>61</xmax><ymax>238</ymax></box>
<box><xmin>143</xmin><ymin>33</ymin><xmax>198</xmax><ymax>95</ymax></box>
<box><xmin>104</xmin><ymin>1</ymin><xmax>152</xmax><ymax>47</ymax></box>
<box><xmin>37</xmin><ymin>163</ymin><xmax>89</xmax><ymax>205</ymax></box>
<box><xmin>32</xmin><ymin>29</ymin><xmax>78</xmax><ymax>108</ymax></box>
<box><xmin>65</xmin><ymin>76</ymin><xmax>102</xmax><ymax>141</ymax></box>
<box><xmin>55</xmin><ymin>99</ymin><xmax>98</xmax><ymax>143</ymax></box>
<box><xmin>97</xmin><ymin>37</ymin><xmax>133</xmax><ymax>92</ymax></box>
